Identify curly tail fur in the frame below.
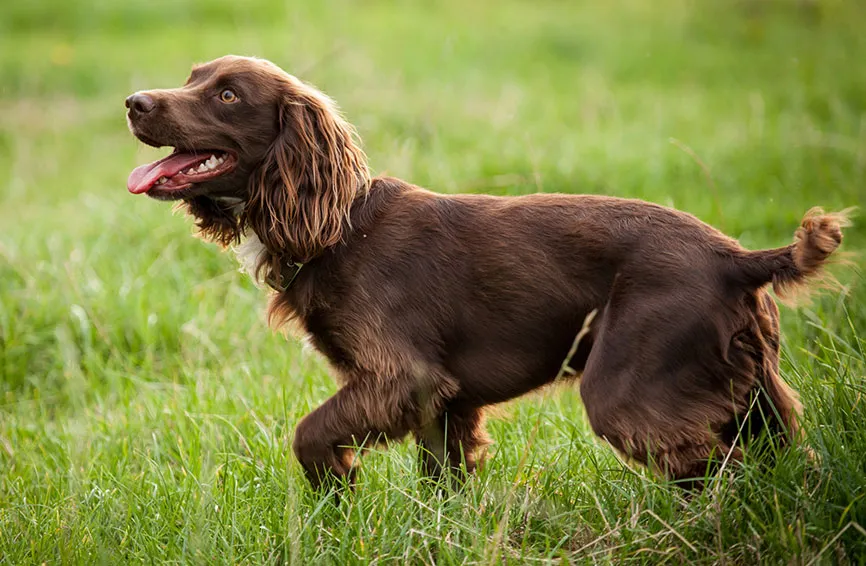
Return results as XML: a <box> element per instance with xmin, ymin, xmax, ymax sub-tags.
<box><xmin>733</xmin><ymin>208</ymin><xmax>853</xmax><ymax>300</ymax></box>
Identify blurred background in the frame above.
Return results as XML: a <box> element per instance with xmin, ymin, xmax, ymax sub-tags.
<box><xmin>1</xmin><ymin>0</ymin><xmax>865</xmax><ymax>563</ymax></box>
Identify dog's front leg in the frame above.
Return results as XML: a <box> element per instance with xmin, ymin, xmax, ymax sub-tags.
<box><xmin>414</xmin><ymin>404</ymin><xmax>489</xmax><ymax>484</ymax></box>
<box><xmin>292</xmin><ymin>379</ymin><xmax>414</xmax><ymax>490</ymax></box>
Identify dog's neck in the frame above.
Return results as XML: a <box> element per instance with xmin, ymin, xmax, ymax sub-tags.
<box><xmin>190</xmin><ymin>179</ymin><xmax>396</xmax><ymax>292</ymax></box>
<box><xmin>231</xmin><ymin>230</ymin><xmax>303</xmax><ymax>291</ymax></box>
<box><xmin>206</xmin><ymin>197</ymin><xmax>302</xmax><ymax>292</ymax></box>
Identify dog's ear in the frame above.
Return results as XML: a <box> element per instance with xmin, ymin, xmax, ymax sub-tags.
<box><xmin>245</xmin><ymin>82</ymin><xmax>369</xmax><ymax>267</ymax></box>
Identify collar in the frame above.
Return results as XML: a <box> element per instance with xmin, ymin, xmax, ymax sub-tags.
<box><xmin>264</xmin><ymin>259</ymin><xmax>304</xmax><ymax>292</ymax></box>
<box><xmin>219</xmin><ymin>199</ymin><xmax>303</xmax><ymax>293</ymax></box>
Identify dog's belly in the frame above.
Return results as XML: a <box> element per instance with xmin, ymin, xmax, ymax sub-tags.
<box><xmin>451</xmin><ymin>359</ymin><xmax>563</xmax><ymax>405</ymax></box>
<box><xmin>445</xmin><ymin>312</ymin><xmax>596</xmax><ymax>406</ymax></box>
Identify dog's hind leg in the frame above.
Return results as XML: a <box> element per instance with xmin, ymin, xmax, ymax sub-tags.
<box><xmin>719</xmin><ymin>290</ymin><xmax>802</xmax><ymax>450</ymax></box>
<box><xmin>755</xmin><ymin>291</ymin><xmax>802</xmax><ymax>442</ymax></box>
<box><xmin>578</xmin><ymin>277</ymin><xmax>753</xmax><ymax>488</ymax></box>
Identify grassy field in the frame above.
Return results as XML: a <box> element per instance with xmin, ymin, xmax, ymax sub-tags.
<box><xmin>1</xmin><ymin>0</ymin><xmax>865</xmax><ymax>563</ymax></box>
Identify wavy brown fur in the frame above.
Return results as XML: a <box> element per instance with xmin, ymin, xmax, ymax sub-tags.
<box><xmin>243</xmin><ymin>73</ymin><xmax>369</xmax><ymax>285</ymax></box>
<box><xmin>125</xmin><ymin>55</ymin><xmax>850</xmax><ymax>492</ymax></box>
<box><xmin>730</xmin><ymin>207</ymin><xmax>854</xmax><ymax>305</ymax></box>
<box><xmin>180</xmin><ymin>196</ymin><xmax>243</xmax><ymax>246</ymax></box>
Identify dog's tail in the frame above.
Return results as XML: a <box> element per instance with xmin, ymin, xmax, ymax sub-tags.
<box><xmin>731</xmin><ymin>208</ymin><xmax>852</xmax><ymax>300</ymax></box>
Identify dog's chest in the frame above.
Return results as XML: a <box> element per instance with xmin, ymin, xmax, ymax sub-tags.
<box><xmin>233</xmin><ymin>232</ymin><xmax>320</xmax><ymax>353</ymax></box>
<box><xmin>232</xmin><ymin>232</ymin><xmax>268</xmax><ymax>284</ymax></box>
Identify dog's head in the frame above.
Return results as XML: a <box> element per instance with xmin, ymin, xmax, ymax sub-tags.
<box><xmin>126</xmin><ymin>55</ymin><xmax>369</xmax><ymax>256</ymax></box>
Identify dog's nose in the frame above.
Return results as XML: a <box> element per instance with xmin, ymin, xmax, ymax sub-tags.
<box><xmin>125</xmin><ymin>93</ymin><xmax>155</xmax><ymax>114</ymax></box>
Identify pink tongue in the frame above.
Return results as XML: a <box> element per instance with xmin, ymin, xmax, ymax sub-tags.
<box><xmin>127</xmin><ymin>152</ymin><xmax>209</xmax><ymax>194</ymax></box>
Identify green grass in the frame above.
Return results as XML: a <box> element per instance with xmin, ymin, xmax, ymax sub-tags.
<box><xmin>2</xmin><ymin>0</ymin><xmax>865</xmax><ymax>563</ymax></box>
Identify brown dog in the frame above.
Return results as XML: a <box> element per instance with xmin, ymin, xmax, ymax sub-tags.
<box><xmin>126</xmin><ymin>55</ymin><xmax>847</xmax><ymax>489</ymax></box>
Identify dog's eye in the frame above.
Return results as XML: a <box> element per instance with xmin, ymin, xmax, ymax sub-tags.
<box><xmin>219</xmin><ymin>89</ymin><xmax>238</xmax><ymax>103</ymax></box>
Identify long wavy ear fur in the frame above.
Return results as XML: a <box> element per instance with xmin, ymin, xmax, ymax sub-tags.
<box><xmin>245</xmin><ymin>76</ymin><xmax>370</xmax><ymax>270</ymax></box>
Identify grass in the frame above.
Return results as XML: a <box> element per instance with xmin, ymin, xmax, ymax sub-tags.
<box><xmin>1</xmin><ymin>0</ymin><xmax>865</xmax><ymax>563</ymax></box>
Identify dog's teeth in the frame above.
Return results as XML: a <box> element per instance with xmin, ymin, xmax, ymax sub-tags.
<box><xmin>216</xmin><ymin>156</ymin><xmax>225</xmax><ymax>164</ymax></box>
<box><xmin>157</xmin><ymin>176</ymin><xmax>168</xmax><ymax>184</ymax></box>
<box><xmin>189</xmin><ymin>156</ymin><xmax>222</xmax><ymax>175</ymax></box>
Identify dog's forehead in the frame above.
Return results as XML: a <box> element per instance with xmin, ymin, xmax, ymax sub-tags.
<box><xmin>188</xmin><ymin>56</ymin><xmax>282</xmax><ymax>85</ymax></box>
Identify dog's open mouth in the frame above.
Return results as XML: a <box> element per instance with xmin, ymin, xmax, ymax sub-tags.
<box><xmin>127</xmin><ymin>149</ymin><xmax>237</xmax><ymax>194</ymax></box>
